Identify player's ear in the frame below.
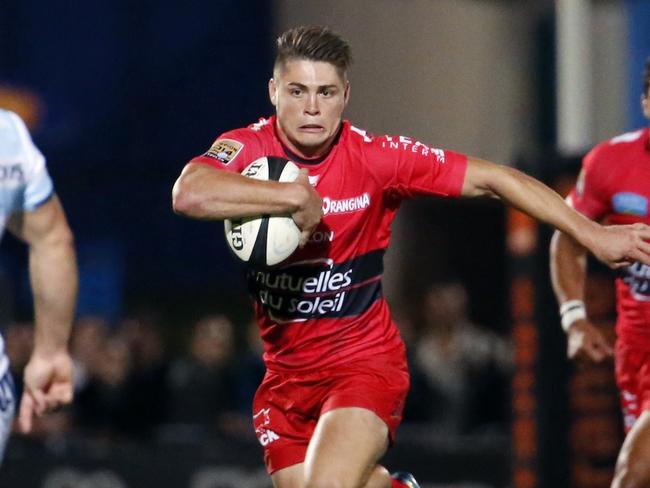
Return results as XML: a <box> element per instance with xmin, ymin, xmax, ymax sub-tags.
<box><xmin>343</xmin><ymin>80</ymin><xmax>350</xmax><ymax>107</ymax></box>
<box><xmin>269</xmin><ymin>78</ymin><xmax>278</xmax><ymax>107</ymax></box>
<box><xmin>642</xmin><ymin>93</ymin><xmax>650</xmax><ymax>119</ymax></box>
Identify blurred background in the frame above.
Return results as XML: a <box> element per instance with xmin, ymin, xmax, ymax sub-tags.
<box><xmin>0</xmin><ymin>0</ymin><xmax>649</xmax><ymax>487</ymax></box>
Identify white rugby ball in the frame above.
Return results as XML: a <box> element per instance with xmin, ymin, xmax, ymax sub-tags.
<box><xmin>224</xmin><ymin>156</ymin><xmax>302</xmax><ymax>267</ymax></box>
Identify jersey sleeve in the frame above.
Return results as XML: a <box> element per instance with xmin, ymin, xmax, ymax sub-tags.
<box><xmin>374</xmin><ymin>135</ymin><xmax>467</xmax><ymax>199</ymax></box>
<box><xmin>566</xmin><ymin>146</ymin><xmax>610</xmax><ymax>220</ymax></box>
<box><xmin>189</xmin><ymin>127</ymin><xmax>269</xmax><ymax>174</ymax></box>
<box><xmin>3</xmin><ymin>111</ymin><xmax>54</xmax><ymax>211</ymax></box>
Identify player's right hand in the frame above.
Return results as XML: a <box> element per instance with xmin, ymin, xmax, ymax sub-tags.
<box><xmin>566</xmin><ymin>319</ymin><xmax>613</xmax><ymax>363</ymax></box>
<box><xmin>291</xmin><ymin>168</ymin><xmax>323</xmax><ymax>247</ymax></box>
<box><xmin>19</xmin><ymin>350</ymin><xmax>74</xmax><ymax>434</ymax></box>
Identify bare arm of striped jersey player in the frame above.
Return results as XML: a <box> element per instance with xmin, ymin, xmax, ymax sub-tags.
<box><xmin>172</xmin><ymin>163</ymin><xmax>323</xmax><ymax>245</ymax></box>
<box><xmin>7</xmin><ymin>195</ymin><xmax>77</xmax><ymax>433</ymax></box>
<box><xmin>461</xmin><ymin>156</ymin><xmax>650</xmax><ymax>269</ymax></box>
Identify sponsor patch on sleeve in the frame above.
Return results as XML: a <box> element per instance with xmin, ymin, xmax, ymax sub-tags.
<box><xmin>205</xmin><ymin>139</ymin><xmax>244</xmax><ymax>164</ymax></box>
<box><xmin>612</xmin><ymin>192</ymin><xmax>648</xmax><ymax>217</ymax></box>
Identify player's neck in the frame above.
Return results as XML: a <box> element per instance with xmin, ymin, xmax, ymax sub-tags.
<box><xmin>275</xmin><ymin>122</ymin><xmax>340</xmax><ymax>162</ymax></box>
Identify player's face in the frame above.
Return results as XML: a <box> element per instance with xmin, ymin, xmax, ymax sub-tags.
<box><xmin>269</xmin><ymin>59</ymin><xmax>349</xmax><ymax>158</ymax></box>
<box><xmin>643</xmin><ymin>89</ymin><xmax>650</xmax><ymax>121</ymax></box>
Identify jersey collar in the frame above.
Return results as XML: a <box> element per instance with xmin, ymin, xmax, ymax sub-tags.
<box><xmin>271</xmin><ymin>116</ymin><xmax>346</xmax><ymax>166</ymax></box>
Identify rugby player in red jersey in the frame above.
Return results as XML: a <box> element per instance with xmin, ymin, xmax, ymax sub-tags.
<box><xmin>173</xmin><ymin>27</ymin><xmax>650</xmax><ymax>488</ymax></box>
<box><xmin>551</xmin><ymin>59</ymin><xmax>650</xmax><ymax>488</ymax></box>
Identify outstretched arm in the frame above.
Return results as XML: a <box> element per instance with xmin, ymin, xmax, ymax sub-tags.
<box><xmin>461</xmin><ymin>157</ymin><xmax>650</xmax><ymax>268</ymax></box>
<box><xmin>172</xmin><ymin>162</ymin><xmax>323</xmax><ymax>244</ymax></box>
<box><xmin>7</xmin><ymin>195</ymin><xmax>78</xmax><ymax>433</ymax></box>
<box><xmin>549</xmin><ymin>230</ymin><xmax>613</xmax><ymax>362</ymax></box>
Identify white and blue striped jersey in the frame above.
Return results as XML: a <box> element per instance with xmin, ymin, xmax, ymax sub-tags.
<box><xmin>0</xmin><ymin>109</ymin><xmax>54</xmax><ymax>377</ymax></box>
<box><xmin>0</xmin><ymin>110</ymin><xmax>53</xmax><ymax>231</ymax></box>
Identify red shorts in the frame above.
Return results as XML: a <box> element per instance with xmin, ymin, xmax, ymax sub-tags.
<box><xmin>252</xmin><ymin>351</ymin><xmax>410</xmax><ymax>474</ymax></box>
<box><xmin>615</xmin><ymin>341</ymin><xmax>650</xmax><ymax>432</ymax></box>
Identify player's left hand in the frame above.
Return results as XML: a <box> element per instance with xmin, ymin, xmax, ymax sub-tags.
<box><xmin>18</xmin><ymin>350</ymin><xmax>74</xmax><ymax>434</ymax></box>
<box><xmin>588</xmin><ymin>223</ymin><xmax>650</xmax><ymax>269</ymax></box>
<box><xmin>566</xmin><ymin>319</ymin><xmax>613</xmax><ymax>363</ymax></box>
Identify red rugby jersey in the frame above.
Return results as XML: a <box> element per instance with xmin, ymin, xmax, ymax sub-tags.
<box><xmin>191</xmin><ymin>116</ymin><xmax>468</xmax><ymax>372</ymax></box>
<box><xmin>568</xmin><ymin>127</ymin><xmax>650</xmax><ymax>346</ymax></box>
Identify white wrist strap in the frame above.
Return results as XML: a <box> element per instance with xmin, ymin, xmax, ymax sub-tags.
<box><xmin>560</xmin><ymin>300</ymin><xmax>586</xmax><ymax>332</ymax></box>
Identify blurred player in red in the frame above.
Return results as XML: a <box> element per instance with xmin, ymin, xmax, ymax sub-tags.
<box><xmin>551</xmin><ymin>59</ymin><xmax>650</xmax><ymax>488</ymax></box>
<box><xmin>174</xmin><ymin>27</ymin><xmax>650</xmax><ymax>488</ymax></box>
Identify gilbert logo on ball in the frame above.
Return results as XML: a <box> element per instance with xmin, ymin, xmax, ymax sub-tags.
<box><xmin>224</xmin><ymin>157</ymin><xmax>302</xmax><ymax>267</ymax></box>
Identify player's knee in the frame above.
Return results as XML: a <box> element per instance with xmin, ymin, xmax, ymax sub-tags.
<box><xmin>304</xmin><ymin>471</ymin><xmax>362</xmax><ymax>488</ymax></box>
<box><xmin>612</xmin><ymin>453</ymin><xmax>650</xmax><ymax>488</ymax></box>
<box><xmin>303</xmin><ymin>468</ymin><xmax>385</xmax><ymax>488</ymax></box>
<box><xmin>364</xmin><ymin>465</ymin><xmax>390</xmax><ymax>488</ymax></box>
<box><xmin>612</xmin><ymin>467</ymin><xmax>644</xmax><ymax>488</ymax></box>
<box><xmin>303</xmin><ymin>477</ymin><xmax>345</xmax><ymax>488</ymax></box>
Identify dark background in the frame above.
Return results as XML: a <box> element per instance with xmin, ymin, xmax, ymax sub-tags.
<box><xmin>1</xmin><ymin>2</ymin><xmax>650</xmax><ymax>488</ymax></box>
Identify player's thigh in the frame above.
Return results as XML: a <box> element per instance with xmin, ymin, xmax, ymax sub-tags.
<box><xmin>304</xmin><ymin>407</ymin><xmax>389</xmax><ymax>488</ymax></box>
<box><xmin>272</xmin><ymin>463</ymin><xmax>304</xmax><ymax>488</ymax></box>
<box><xmin>614</xmin><ymin>341</ymin><xmax>643</xmax><ymax>432</ymax></box>
<box><xmin>271</xmin><ymin>462</ymin><xmax>389</xmax><ymax>488</ymax></box>
<box><xmin>616</xmin><ymin>410</ymin><xmax>650</xmax><ymax>476</ymax></box>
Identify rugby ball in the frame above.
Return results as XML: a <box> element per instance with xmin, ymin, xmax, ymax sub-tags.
<box><xmin>224</xmin><ymin>156</ymin><xmax>302</xmax><ymax>267</ymax></box>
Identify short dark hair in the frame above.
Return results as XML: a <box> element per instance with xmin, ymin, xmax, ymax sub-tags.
<box><xmin>274</xmin><ymin>26</ymin><xmax>352</xmax><ymax>78</ymax></box>
<box><xmin>644</xmin><ymin>57</ymin><xmax>650</xmax><ymax>97</ymax></box>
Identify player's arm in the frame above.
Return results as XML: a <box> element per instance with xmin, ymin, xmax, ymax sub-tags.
<box><xmin>549</xmin><ymin>230</ymin><xmax>613</xmax><ymax>361</ymax></box>
<box><xmin>7</xmin><ymin>195</ymin><xmax>78</xmax><ymax>432</ymax></box>
<box><xmin>172</xmin><ymin>162</ymin><xmax>322</xmax><ymax>243</ymax></box>
<box><xmin>461</xmin><ymin>157</ymin><xmax>650</xmax><ymax>268</ymax></box>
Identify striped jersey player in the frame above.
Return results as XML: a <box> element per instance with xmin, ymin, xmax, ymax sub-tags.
<box><xmin>0</xmin><ymin>109</ymin><xmax>77</xmax><ymax>462</ymax></box>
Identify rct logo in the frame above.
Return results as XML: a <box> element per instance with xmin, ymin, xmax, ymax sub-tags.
<box><xmin>253</xmin><ymin>408</ymin><xmax>280</xmax><ymax>446</ymax></box>
<box><xmin>259</xmin><ymin>429</ymin><xmax>280</xmax><ymax>446</ymax></box>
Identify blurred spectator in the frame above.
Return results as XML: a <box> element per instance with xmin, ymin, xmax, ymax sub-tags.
<box><xmin>232</xmin><ymin>320</ymin><xmax>265</xmax><ymax>415</ymax></box>
<box><xmin>166</xmin><ymin>314</ymin><xmax>241</xmax><ymax>438</ymax></box>
<box><xmin>415</xmin><ymin>282</ymin><xmax>512</xmax><ymax>434</ymax></box>
<box><xmin>72</xmin><ymin>313</ymin><xmax>169</xmax><ymax>440</ymax></box>
<box><xmin>73</xmin><ymin>328</ymin><xmax>134</xmax><ymax>438</ymax></box>
<box><xmin>70</xmin><ymin>315</ymin><xmax>109</xmax><ymax>395</ymax></box>
<box><xmin>391</xmin><ymin>309</ymin><xmax>436</xmax><ymax>423</ymax></box>
<box><xmin>119</xmin><ymin>313</ymin><xmax>169</xmax><ymax>435</ymax></box>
